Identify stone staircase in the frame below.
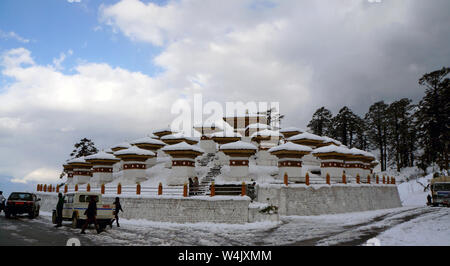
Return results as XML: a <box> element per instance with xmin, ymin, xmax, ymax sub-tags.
<box><xmin>192</xmin><ymin>153</ymin><xmax>222</xmax><ymax>196</ymax></box>
<box><xmin>196</xmin><ymin>164</ymin><xmax>222</xmax><ymax>195</ymax></box>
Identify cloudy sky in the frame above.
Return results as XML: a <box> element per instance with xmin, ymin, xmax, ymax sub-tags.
<box><xmin>0</xmin><ymin>0</ymin><xmax>449</xmax><ymax>193</ymax></box>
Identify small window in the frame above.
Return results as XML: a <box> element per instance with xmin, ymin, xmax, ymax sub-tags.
<box><xmin>79</xmin><ymin>195</ymin><xmax>99</xmax><ymax>203</ymax></box>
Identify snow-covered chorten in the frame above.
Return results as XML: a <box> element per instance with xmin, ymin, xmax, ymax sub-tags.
<box><xmin>288</xmin><ymin>132</ymin><xmax>326</xmax><ymax>148</ymax></box>
<box><xmin>62</xmin><ymin>163</ymin><xmax>74</xmax><ymax>184</ymax></box>
<box><xmin>245</xmin><ymin>123</ymin><xmax>271</xmax><ymax>138</ymax></box>
<box><xmin>223</xmin><ymin>112</ymin><xmax>267</xmax><ymax>137</ymax></box>
<box><xmin>312</xmin><ymin>145</ymin><xmax>354</xmax><ymax>182</ymax></box>
<box><xmin>269</xmin><ymin>142</ymin><xmax>313</xmax><ymax>182</ymax></box>
<box><xmin>219</xmin><ymin>141</ymin><xmax>257</xmax><ymax>182</ymax></box>
<box><xmin>130</xmin><ymin>136</ymin><xmax>166</xmax><ymax>152</ymax></box>
<box><xmin>85</xmin><ymin>151</ymin><xmax>120</xmax><ymax>186</ymax></box>
<box><xmin>110</xmin><ymin>142</ymin><xmax>132</xmax><ymax>152</ymax></box>
<box><xmin>251</xmin><ymin>129</ymin><xmax>284</xmax><ymax>150</ymax></box>
<box><xmin>194</xmin><ymin>120</ymin><xmax>233</xmax><ymax>153</ymax></box>
<box><xmin>162</xmin><ymin>142</ymin><xmax>204</xmax><ymax>186</ymax></box>
<box><xmin>346</xmin><ymin>148</ymin><xmax>376</xmax><ymax>179</ymax></box>
<box><xmin>67</xmin><ymin>157</ymin><xmax>92</xmax><ymax>185</ymax></box>
<box><xmin>317</xmin><ymin>136</ymin><xmax>342</xmax><ymax>147</ymax></box>
<box><xmin>130</xmin><ymin>136</ymin><xmax>166</xmax><ymax>168</ymax></box>
<box><xmin>160</xmin><ymin>133</ymin><xmax>199</xmax><ymax>145</ymax></box>
<box><xmin>211</xmin><ymin>131</ymin><xmax>242</xmax><ymax>145</ymax></box>
<box><xmin>279</xmin><ymin>127</ymin><xmax>304</xmax><ymax>139</ymax></box>
<box><xmin>114</xmin><ymin>146</ymin><xmax>156</xmax><ymax>184</ymax></box>
<box><xmin>152</xmin><ymin>127</ymin><xmax>176</xmax><ymax>139</ymax></box>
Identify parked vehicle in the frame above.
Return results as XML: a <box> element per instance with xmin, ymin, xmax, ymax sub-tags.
<box><xmin>5</xmin><ymin>192</ymin><xmax>41</xmax><ymax>219</ymax></box>
<box><xmin>430</xmin><ymin>176</ymin><xmax>450</xmax><ymax>207</ymax></box>
<box><xmin>52</xmin><ymin>192</ymin><xmax>115</xmax><ymax>228</ymax></box>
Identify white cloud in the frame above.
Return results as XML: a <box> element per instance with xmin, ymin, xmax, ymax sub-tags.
<box><xmin>51</xmin><ymin>49</ymin><xmax>73</xmax><ymax>70</ymax></box>
<box><xmin>0</xmin><ymin>47</ymin><xmax>179</xmax><ymax>182</ymax></box>
<box><xmin>0</xmin><ymin>30</ymin><xmax>30</xmax><ymax>43</ymax></box>
<box><xmin>67</xmin><ymin>0</ymin><xmax>81</xmax><ymax>3</ymax></box>
<box><xmin>1</xmin><ymin>0</ymin><xmax>449</xmax><ymax>184</ymax></box>
<box><xmin>99</xmin><ymin>0</ymin><xmax>450</xmax><ymax>123</ymax></box>
<box><xmin>11</xmin><ymin>167</ymin><xmax>61</xmax><ymax>184</ymax></box>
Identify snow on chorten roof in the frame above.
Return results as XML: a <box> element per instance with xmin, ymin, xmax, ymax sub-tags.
<box><xmin>161</xmin><ymin>141</ymin><xmax>204</xmax><ymax>153</ymax></box>
<box><xmin>111</xmin><ymin>142</ymin><xmax>131</xmax><ymax>149</ymax></box>
<box><xmin>246</xmin><ymin>123</ymin><xmax>270</xmax><ymax>130</ymax></box>
<box><xmin>268</xmin><ymin>142</ymin><xmax>313</xmax><ymax>153</ymax></box>
<box><xmin>211</xmin><ymin>131</ymin><xmax>242</xmax><ymax>138</ymax></box>
<box><xmin>321</xmin><ymin>136</ymin><xmax>342</xmax><ymax>145</ymax></box>
<box><xmin>130</xmin><ymin>136</ymin><xmax>166</xmax><ymax>146</ymax></box>
<box><xmin>288</xmin><ymin>132</ymin><xmax>326</xmax><ymax>141</ymax></box>
<box><xmin>85</xmin><ymin>151</ymin><xmax>119</xmax><ymax>161</ymax></box>
<box><xmin>152</xmin><ymin>127</ymin><xmax>177</xmax><ymax>134</ymax></box>
<box><xmin>193</xmin><ymin>119</ymin><xmax>229</xmax><ymax>129</ymax></box>
<box><xmin>250</xmin><ymin>129</ymin><xmax>283</xmax><ymax>138</ymax></box>
<box><xmin>147</xmin><ymin>133</ymin><xmax>159</xmax><ymax>139</ymax></box>
<box><xmin>220</xmin><ymin>141</ymin><xmax>257</xmax><ymax>151</ymax></box>
<box><xmin>67</xmin><ymin>157</ymin><xmax>87</xmax><ymax>164</ymax></box>
<box><xmin>349</xmin><ymin>148</ymin><xmax>376</xmax><ymax>159</ymax></box>
<box><xmin>279</xmin><ymin>126</ymin><xmax>304</xmax><ymax>132</ymax></box>
<box><xmin>160</xmin><ymin>133</ymin><xmax>199</xmax><ymax>142</ymax></box>
<box><xmin>312</xmin><ymin>145</ymin><xmax>353</xmax><ymax>155</ymax></box>
<box><xmin>114</xmin><ymin>145</ymin><xmax>155</xmax><ymax>156</ymax></box>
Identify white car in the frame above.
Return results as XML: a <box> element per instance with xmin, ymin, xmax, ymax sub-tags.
<box><xmin>52</xmin><ymin>192</ymin><xmax>115</xmax><ymax>228</ymax></box>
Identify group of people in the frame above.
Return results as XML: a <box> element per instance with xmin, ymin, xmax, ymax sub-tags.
<box><xmin>55</xmin><ymin>193</ymin><xmax>124</xmax><ymax>234</ymax></box>
<box><xmin>188</xmin><ymin>177</ymin><xmax>200</xmax><ymax>196</ymax></box>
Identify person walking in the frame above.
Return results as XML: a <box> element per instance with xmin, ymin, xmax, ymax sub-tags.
<box><xmin>0</xmin><ymin>191</ymin><xmax>5</xmax><ymax>214</ymax></box>
<box><xmin>188</xmin><ymin>178</ymin><xmax>194</xmax><ymax>196</ymax></box>
<box><xmin>113</xmin><ymin>197</ymin><xmax>123</xmax><ymax>227</ymax></box>
<box><xmin>193</xmin><ymin>177</ymin><xmax>199</xmax><ymax>196</ymax></box>
<box><xmin>427</xmin><ymin>194</ymin><xmax>432</xmax><ymax>206</ymax></box>
<box><xmin>81</xmin><ymin>196</ymin><xmax>101</xmax><ymax>234</ymax></box>
<box><xmin>55</xmin><ymin>193</ymin><xmax>65</xmax><ymax>227</ymax></box>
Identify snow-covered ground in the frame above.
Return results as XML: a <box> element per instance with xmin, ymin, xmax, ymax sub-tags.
<box><xmin>34</xmin><ymin>206</ymin><xmax>449</xmax><ymax>246</ymax></box>
<box><xmin>6</xmin><ymin>167</ymin><xmax>448</xmax><ymax>246</ymax></box>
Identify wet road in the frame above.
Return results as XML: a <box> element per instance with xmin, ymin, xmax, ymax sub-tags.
<box><xmin>0</xmin><ymin>206</ymin><xmax>447</xmax><ymax>246</ymax></box>
<box><xmin>0</xmin><ymin>213</ymin><xmax>97</xmax><ymax>246</ymax></box>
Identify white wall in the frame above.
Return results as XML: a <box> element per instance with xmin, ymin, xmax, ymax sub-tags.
<box><xmin>256</xmin><ymin>184</ymin><xmax>402</xmax><ymax>216</ymax></box>
<box><xmin>36</xmin><ymin>193</ymin><xmax>255</xmax><ymax>224</ymax></box>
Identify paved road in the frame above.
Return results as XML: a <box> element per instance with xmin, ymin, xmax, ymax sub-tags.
<box><xmin>0</xmin><ymin>213</ymin><xmax>97</xmax><ymax>246</ymax></box>
<box><xmin>0</xmin><ymin>206</ymin><xmax>447</xmax><ymax>246</ymax></box>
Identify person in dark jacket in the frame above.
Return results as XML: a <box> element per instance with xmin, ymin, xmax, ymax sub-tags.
<box><xmin>81</xmin><ymin>196</ymin><xmax>101</xmax><ymax>234</ymax></box>
<box><xmin>55</xmin><ymin>193</ymin><xmax>65</xmax><ymax>227</ymax></box>
<box><xmin>188</xmin><ymin>178</ymin><xmax>194</xmax><ymax>196</ymax></box>
<box><xmin>112</xmin><ymin>197</ymin><xmax>123</xmax><ymax>227</ymax></box>
<box><xmin>193</xmin><ymin>177</ymin><xmax>199</xmax><ymax>195</ymax></box>
<box><xmin>0</xmin><ymin>191</ymin><xmax>5</xmax><ymax>214</ymax></box>
<box><xmin>427</xmin><ymin>194</ymin><xmax>432</xmax><ymax>206</ymax></box>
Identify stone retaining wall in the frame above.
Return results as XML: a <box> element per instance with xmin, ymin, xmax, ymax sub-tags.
<box><xmin>256</xmin><ymin>184</ymin><xmax>402</xmax><ymax>216</ymax></box>
<box><xmin>36</xmin><ymin>193</ymin><xmax>258</xmax><ymax>224</ymax></box>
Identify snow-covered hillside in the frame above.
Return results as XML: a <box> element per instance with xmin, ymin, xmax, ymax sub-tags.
<box><xmin>397</xmin><ymin>173</ymin><xmax>433</xmax><ymax>207</ymax></box>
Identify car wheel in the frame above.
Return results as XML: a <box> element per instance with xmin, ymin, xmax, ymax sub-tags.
<box><xmin>28</xmin><ymin>210</ymin><xmax>35</xmax><ymax>219</ymax></box>
<box><xmin>5</xmin><ymin>211</ymin><xmax>10</xmax><ymax>219</ymax></box>
<box><xmin>71</xmin><ymin>215</ymin><xmax>79</xmax><ymax>229</ymax></box>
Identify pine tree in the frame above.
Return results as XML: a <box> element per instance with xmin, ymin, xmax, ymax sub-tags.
<box><xmin>329</xmin><ymin>106</ymin><xmax>362</xmax><ymax>147</ymax></box>
<box><xmin>70</xmin><ymin>138</ymin><xmax>99</xmax><ymax>158</ymax></box>
<box><xmin>307</xmin><ymin>107</ymin><xmax>333</xmax><ymax>136</ymax></box>
<box><xmin>386</xmin><ymin>98</ymin><xmax>416</xmax><ymax>171</ymax></box>
<box><xmin>415</xmin><ymin>67</ymin><xmax>449</xmax><ymax>171</ymax></box>
<box><xmin>365</xmin><ymin>101</ymin><xmax>389</xmax><ymax>171</ymax></box>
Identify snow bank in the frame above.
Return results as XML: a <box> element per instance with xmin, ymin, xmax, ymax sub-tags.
<box><xmin>397</xmin><ymin>173</ymin><xmax>433</xmax><ymax>206</ymax></box>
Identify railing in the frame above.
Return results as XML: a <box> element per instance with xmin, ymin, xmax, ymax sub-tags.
<box><xmin>37</xmin><ymin>183</ymin><xmax>183</xmax><ymax>197</ymax></box>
